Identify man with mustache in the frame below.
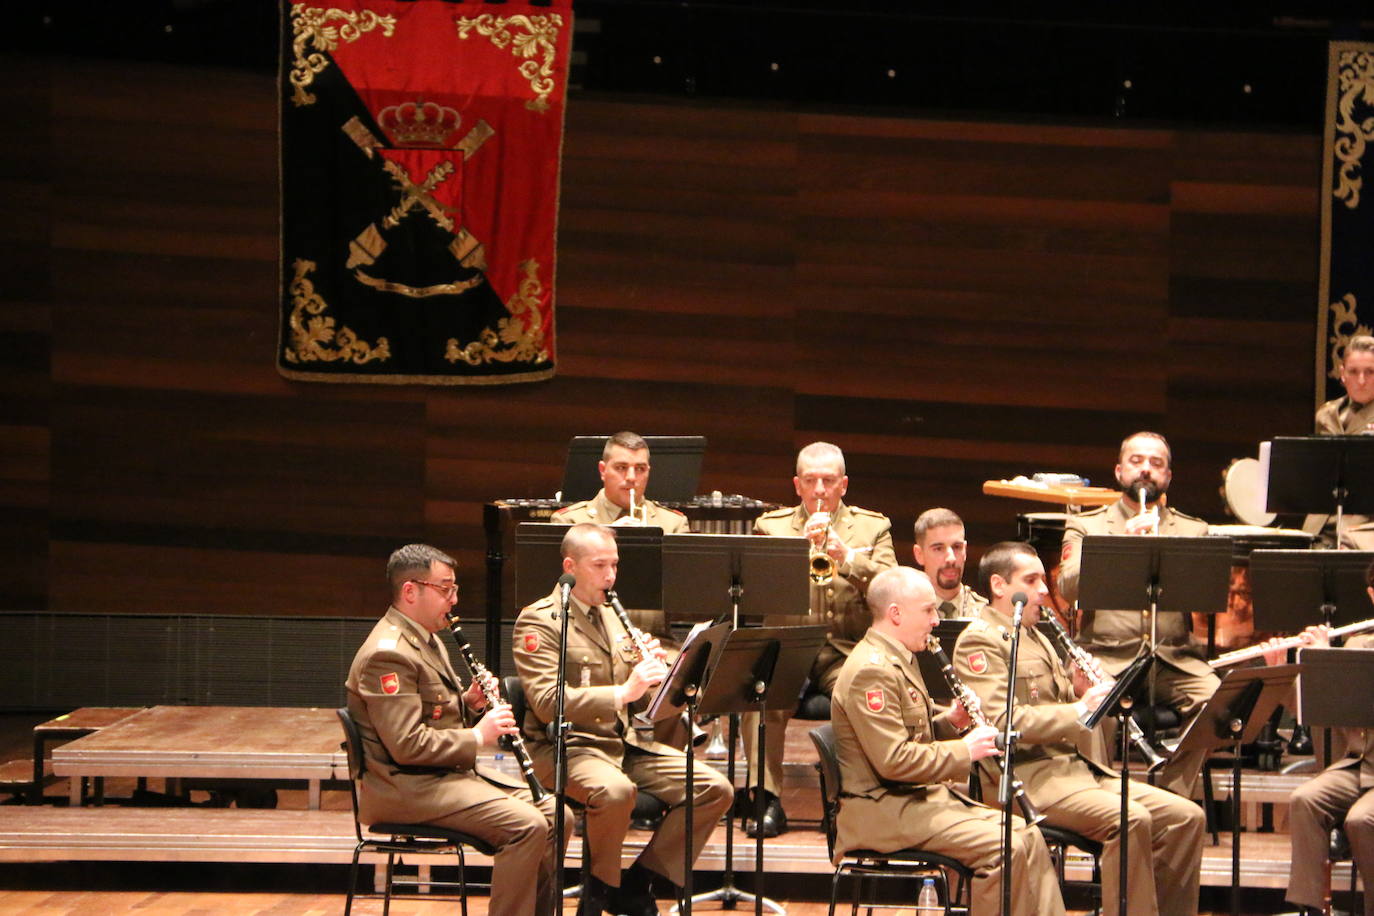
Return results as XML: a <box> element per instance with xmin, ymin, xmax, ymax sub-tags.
<box><xmin>912</xmin><ymin>507</ymin><xmax>988</xmax><ymax>619</ymax></box>
<box><xmin>1057</xmin><ymin>432</ymin><xmax>1216</xmax><ymax>792</ymax></box>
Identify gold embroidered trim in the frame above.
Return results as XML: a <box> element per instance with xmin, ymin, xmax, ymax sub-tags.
<box><xmin>1333</xmin><ymin>48</ymin><xmax>1374</xmax><ymax>210</ymax></box>
<box><xmin>288</xmin><ymin>5</ymin><xmax>397</xmax><ymax>107</ymax></box>
<box><xmin>352</xmin><ymin>270</ymin><xmax>484</xmax><ymax>299</ymax></box>
<box><xmin>454</xmin><ymin>13</ymin><xmax>564</xmax><ymax>113</ymax></box>
<box><xmin>284</xmin><ymin>258</ymin><xmax>391</xmax><ymax>364</ymax></box>
<box><xmin>1329</xmin><ymin>292</ymin><xmax>1373</xmax><ymax>379</ymax></box>
<box><xmin>445</xmin><ymin>259</ymin><xmax>550</xmax><ymax>365</ymax></box>
<box><xmin>382</xmin><ymin>159</ymin><xmax>457</xmax><ymax>231</ymax></box>
<box><xmin>342</xmin><ymin>116</ymin><xmax>383</xmax><ymax>158</ymax></box>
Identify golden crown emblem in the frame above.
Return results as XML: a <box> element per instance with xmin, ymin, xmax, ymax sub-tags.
<box><xmin>377</xmin><ymin>100</ymin><xmax>462</xmax><ymax>147</ymax></box>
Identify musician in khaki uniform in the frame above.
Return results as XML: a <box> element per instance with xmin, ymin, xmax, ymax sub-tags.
<box><xmin>512</xmin><ymin>524</ymin><xmax>733</xmax><ymax>916</ymax></box>
<box><xmin>913</xmin><ymin>507</ymin><xmax>989</xmax><ymax>619</ymax></box>
<box><xmin>832</xmin><ymin>566</ymin><xmax>1066</xmax><ymax>916</ymax></box>
<box><xmin>1057</xmin><ymin>432</ymin><xmax>1219</xmax><ymax>743</ymax></box>
<box><xmin>346</xmin><ymin>544</ymin><xmax>566</xmax><ymax>916</ymax></box>
<box><xmin>1267</xmin><ymin>557</ymin><xmax>1374</xmax><ymax>916</ymax></box>
<box><xmin>551</xmin><ymin>430</ymin><xmax>689</xmax><ymax>644</ymax></box>
<box><xmin>1306</xmin><ymin>335</ymin><xmax>1374</xmax><ymax>545</ymax></box>
<box><xmin>745</xmin><ymin>441</ymin><xmax>897</xmax><ymax>836</ymax></box>
<box><xmin>954</xmin><ymin>542</ymin><xmax>1204</xmax><ymax>916</ymax></box>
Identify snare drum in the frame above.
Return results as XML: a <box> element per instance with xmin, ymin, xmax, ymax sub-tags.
<box><xmin>1221</xmin><ymin>457</ymin><xmax>1275</xmax><ymax>526</ymax></box>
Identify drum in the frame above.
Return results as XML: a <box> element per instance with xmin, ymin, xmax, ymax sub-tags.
<box><xmin>1198</xmin><ymin>524</ymin><xmax>1316</xmax><ymax>649</ymax></box>
<box><xmin>1221</xmin><ymin>457</ymin><xmax>1275</xmax><ymax>526</ymax></box>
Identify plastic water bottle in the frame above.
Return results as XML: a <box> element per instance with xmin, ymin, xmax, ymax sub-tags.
<box><xmin>916</xmin><ymin>877</ymin><xmax>940</xmax><ymax>915</ymax></box>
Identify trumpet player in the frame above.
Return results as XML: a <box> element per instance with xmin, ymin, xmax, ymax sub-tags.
<box><xmin>832</xmin><ymin>566</ymin><xmax>1067</xmax><ymax>916</ymax></box>
<box><xmin>513</xmin><ymin>524</ymin><xmax>733</xmax><ymax>916</ymax></box>
<box><xmin>747</xmin><ymin>441</ymin><xmax>897</xmax><ymax>836</ymax></box>
<box><xmin>551</xmin><ymin>431</ymin><xmax>689</xmax><ymax>533</ymax></box>
<box><xmin>1057</xmin><ymin>431</ymin><xmax>1217</xmax><ymax>793</ymax></box>
<box><xmin>954</xmin><ymin>542</ymin><xmax>1204</xmax><ymax>916</ymax></box>
<box><xmin>345</xmin><ymin>544</ymin><xmax>567</xmax><ymax>916</ymax></box>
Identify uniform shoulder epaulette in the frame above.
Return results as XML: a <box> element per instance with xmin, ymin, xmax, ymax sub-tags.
<box><xmin>848</xmin><ymin>505</ymin><xmax>888</xmax><ymax>520</ymax></box>
<box><xmin>660</xmin><ymin>504</ymin><xmax>686</xmax><ymax>518</ymax></box>
<box><xmin>1077</xmin><ymin>505</ymin><xmax>1108</xmax><ymax>518</ymax></box>
<box><xmin>551</xmin><ymin>500</ymin><xmax>590</xmax><ymax>517</ymax></box>
<box><xmin>1169</xmin><ymin>507</ymin><xmax>1206</xmax><ymax>524</ymax></box>
<box><xmin>524</xmin><ymin>595</ymin><xmax>557</xmax><ymax>615</ymax></box>
<box><xmin>758</xmin><ymin>506</ymin><xmax>794</xmax><ymax>519</ymax></box>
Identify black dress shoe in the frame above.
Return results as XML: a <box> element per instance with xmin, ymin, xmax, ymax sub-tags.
<box><xmin>579</xmin><ymin>874</ymin><xmax>615</xmax><ymax>915</ymax></box>
<box><xmin>615</xmin><ymin>864</ymin><xmax>661</xmax><ymax>916</ymax></box>
<box><xmin>744</xmin><ymin>792</ymin><xmax>787</xmax><ymax>838</ymax></box>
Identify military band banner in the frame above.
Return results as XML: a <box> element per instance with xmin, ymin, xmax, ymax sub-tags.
<box><xmin>278</xmin><ymin>0</ymin><xmax>571</xmax><ymax>385</ymax></box>
<box><xmin>1318</xmin><ymin>41</ymin><xmax>1374</xmax><ymax>405</ymax></box>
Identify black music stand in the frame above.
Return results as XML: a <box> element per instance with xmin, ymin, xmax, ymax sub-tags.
<box><xmin>659</xmin><ymin>534</ymin><xmax>810</xmax><ymax>915</ymax></box>
<box><xmin>1079</xmin><ymin>534</ymin><xmax>1232</xmax><ymax>740</ymax></box>
<box><xmin>1081</xmin><ymin>648</ymin><xmax>1155</xmax><ymax>916</ymax></box>
<box><xmin>642</xmin><ymin>622</ymin><xmax>732</xmax><ymax>915</ymax></box>
<box><xmin>1265</xmin><ymin>436</ymin><xmax>1374</xmax><ymax>548</ymax></box>
<box><xmin>1251</xmin><ymin>549</ymin><xmax>1374</xmax><ymax>634</ymax></box>
<box><xmin>697</xmin><ymin>625</ymin><xmax>826</xmax><ymax>916</ymax></box>
<box><xmin>1158</xmin><ymin>664</ymin><xmax>1298</xmax><ymax>915</ymax></box>
<box><xmin>561</xmin><ymin>435</ymin><xmax>707</xmax><ymax>502</ymax></box>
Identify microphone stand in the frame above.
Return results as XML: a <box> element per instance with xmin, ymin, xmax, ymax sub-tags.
<box><xmin>553</xmin><ymin>574</ymin><xmax>574</xmax><ymax>907</ymax></box>
<box><xmin>1000</xmin><ymin>594</ymin><xmax>1028</xmax><ymax>916</ymax></box>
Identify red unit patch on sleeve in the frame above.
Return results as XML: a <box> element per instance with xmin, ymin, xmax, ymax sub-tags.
<box><xmin>523</xmin><ymin>632</ymin><xmax>539</xmax><ymax>653</ymax></box>
<box><xmin>968</xmin><ymin>651</ymin><xmax>988</xmax><ymax>675</ymax></box>
<box><xmin>380</xmin><ymin>672</ymin><xmax>400</xmax><ymax>695</ymax></box>
<box><xmin>865</xmin><ymin>688</ymin><xmax>885</xmax><ymax>712</ymax></box>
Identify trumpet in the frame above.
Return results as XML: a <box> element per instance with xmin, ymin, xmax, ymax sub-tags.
<box><xmin>1209</xmin><ymin>615</ymin><xmax>1374</xmax><ymax>668</ymax></box>
<box><xmin>926</xmin><ymin>636</ymin><xmax>1043</xmax><ymax>825</ymax></box>
<box><xmin>444</xmin><ymin>614</ymin><xmax>546</xmax><ymax>802</ymax></box>
<box><xmin>1039</xmin><ymin>613</ymin><xmax>1169</xmax><ymax>770</ymax></box>
<box><xmin>1136</xmin><ymin>486</ymin><xmax>1160</xmax><ymax>535</ymax></box>
<box><xmin>809</xmin><ymin>499</ymin><xmax>836</xmax><ymax>584</ymax></box>
<box><xmin>627</xmin><ymin>487</ymin><xmax>648</xmax><ymax>524</ymax></box>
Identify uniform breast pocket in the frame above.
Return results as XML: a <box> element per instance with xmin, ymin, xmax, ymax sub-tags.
<box><xmin>566</xmin><ymin>638</ymin><xmax>610</xmax><ymax>687</ymax></box>
<box><xmin>1015</xmin><ymin>659</ymin><xmax>1054</xmax><ymax>705</ymax></box>
<box><xmin>901</xmin><ymin>704</ymin><xmax>928</xmax><ymax>738</ymax></box>
<box><xmin>419</xmin><ymin>687</ymin><xmax>452</xmax><ymax>723</ymax></box>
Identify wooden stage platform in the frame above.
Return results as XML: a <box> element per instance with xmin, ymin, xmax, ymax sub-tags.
<box><xmin>0</xmin><ymin>708</ymin><xmax>1358</xmax><ymax>914</ymax></box>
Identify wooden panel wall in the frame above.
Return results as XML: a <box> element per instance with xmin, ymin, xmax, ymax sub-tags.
<box><xmin>0</xmin><ymin>55</ymin><xmax>1321</xmax><ymax>620</ymax></box>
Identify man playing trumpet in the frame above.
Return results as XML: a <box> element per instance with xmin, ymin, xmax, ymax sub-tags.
<box><xmin>745</xmin><ymin>441</ymin><xmax>897</xmax><ymax>836</ymax></box>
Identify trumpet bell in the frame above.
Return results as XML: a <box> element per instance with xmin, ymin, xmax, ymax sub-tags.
<box><xmin>809</xmin><ymin>552</ymin><xmax>834</xmax><ymax>584</ymax></box>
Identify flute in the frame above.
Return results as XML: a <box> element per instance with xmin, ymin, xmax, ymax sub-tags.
<box><xmin>1209</xmin><ymin>616</ymin><xmax>1374</xmax><ymax>668</ymax></box>
<box><xmin>926</xmin><ymin>636</ymin><xmax>1044</xmax><ymax>825</ymax></box>
<box><xmin>1039</xmin><ymin>614</ymin><xmax>1169</xmax><ymax>770</ymax></box>
<box><xmin>444</xmin><ymin>614</ymin><xmax>546</xmax><ymax>802</ymax></box>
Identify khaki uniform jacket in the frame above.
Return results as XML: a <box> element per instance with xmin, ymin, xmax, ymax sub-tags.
<box><xmin>550</xmin><ymin>488</ymin><xmax>689</xmax><ymax>533</ymax></box>
<box><xmin>1316</xmin><ymin>395</ymin><xmax>1374</xmax><ymax>435</ymax></box>
<box><xmin>831</xmin><ymin>629</ymin><xmax>983</xmax><ymax>859</ymax></box>
<box><xmin>753</xmin><ymin>501</ymin><xmax>897</xmax><ymax>663</ymax></box>
<box><xmin>512</xmin><ymin>587</ymin><xmax>682</xmax><ymax>766</ymax></box>
<box><xmin>952</xmin><ymin>605</ymin><xmax>1111</xmax><ymax>808</ymax></box>
<box><xmin>1323</xmin><ymin>635</ymin><xmax>1374</xmax><ymax>786</ymax></box>
<box><xmin>939</xmin><ymin>583</ymin><xmax>990</xmax><ymax>619</ymax></box>
<box><xmin>345</xmin><ymin>607</ymin><xmax>523</xmax><ymax>826</ymax></box>
<box><xmin>1057</xmin><ymin>499</ymin><xmax>1213</xmax><ymax>677</ymax></box>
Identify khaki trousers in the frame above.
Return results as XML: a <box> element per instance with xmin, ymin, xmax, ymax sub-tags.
<box><xmin>1287</xmin><ymin>765</ymin><xmax>1374</xmax><ymax>915</ymax></box>
<box><xmin>426</xmin><ymin>784</ymin><xmax>566</xmax><ymax>916</ymax></box>
<box><xmin>1041</xmin><ymin>776</ymin><xmax>1203</xmax><ymax>916</ymax></box>
<box><xmin>546</xmin><ymin>744</ymin><xmax>734</xmax><ymax>888</ymax></box>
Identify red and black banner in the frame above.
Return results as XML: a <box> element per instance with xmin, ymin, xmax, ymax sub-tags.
<box><xmin>279</xmin><ymin>0</ymin><xmax>571</xmax><ymax>384</ymax></box>
<box><xmin>1318</xmin><ymin>42</ymin><xmax>1374</xmax><ymax>403</ymax></box>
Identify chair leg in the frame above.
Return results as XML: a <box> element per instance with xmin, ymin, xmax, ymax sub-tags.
<box><xmin>345</xmin><ymin>845</ymin><xmax>362</xmax><ymax>916</ymax></box>
<box><xmin>383</xmin><ymin>851</ymin><xmax>396</xmax><ymax>916</ymax></box>
<box><xmin>457</xmin><ymin>844</ymin><xmax>469</xmax><ymax>916</ymax></box>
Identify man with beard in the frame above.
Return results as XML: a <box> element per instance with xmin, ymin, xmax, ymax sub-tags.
<box><xmin>912</xmin><ymin>508</ymin><xmax>988</xmax><ymax>619</ymax></box>
<box><xmin>1057</xmin><ymin>432</ymin><xmax>1216</xmax><ymax>792</ymax></box>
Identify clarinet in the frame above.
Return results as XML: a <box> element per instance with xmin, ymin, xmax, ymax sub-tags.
<box><xmin>444</xmin><ymin>614</ymin><xmax>546</xmax><ymax>802</ymax></box>
<box><xmin>604</xmin><ymin>589</ymin><xmax>662</xmax><ymax>736</ymax></box>
<box><xmin>926</xmin><ymin>636</ymin><xmax>1044</xmax><ymax>825</ymax></box>
<box><xmin>1039</xmin><ymin>613</ymin><xmax>1169</xmax><ymax>770</ymax></box>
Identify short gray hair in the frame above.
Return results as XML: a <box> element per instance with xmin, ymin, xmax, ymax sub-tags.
<box><xmin>602</xmin><ymin>431</ymin><xmax>649</xmax><ymax>460</ymax></box>
<box><xmin>387</xmin><ymin>544</ymin><xmax>456</xmax><ymax>598</ymax></box>
<box><xmin>1346</xmin><ymin>335</ymin><xmax>1374</xmax><ymax>359</ymax></box>
<box><xmin>866</xmin><ymin>566</ymin><xmax>932</xmax><ymax>622</ymax></box>
<box><xmin>914</xmin><ymin>508</ymin><xmax>963</xmax><ymax>543</ymax></box>
<box><xmin>560</xmin><ymin>523</ymin><xmax>616</xmax><ymax>560</ymax></box>
<box><xmin>796</xmin><ymin>441</ymin><xmax>846</xmax><ymax>476</ymax></box>
<box><xmin>1118</xmin><ymin>431</ymin><xmax>1172</xmax><ymax>469</ymax></box>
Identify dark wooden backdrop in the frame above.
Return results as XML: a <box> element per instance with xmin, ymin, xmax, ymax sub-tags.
<box><xmin>0</xmin><ymin>55</ymin><xmax>1321</xmax><ymax>619</ymax></box>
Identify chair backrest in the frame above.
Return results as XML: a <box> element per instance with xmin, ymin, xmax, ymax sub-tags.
<box><xmin>808</xmin><ymin>723</ymin><xmax>840</xmax><ymax>860</ymax></box>
<box><xmin>335</xmin><ymin>707</ymin><xmax>366</xmax><ymax>840</ymax></box>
